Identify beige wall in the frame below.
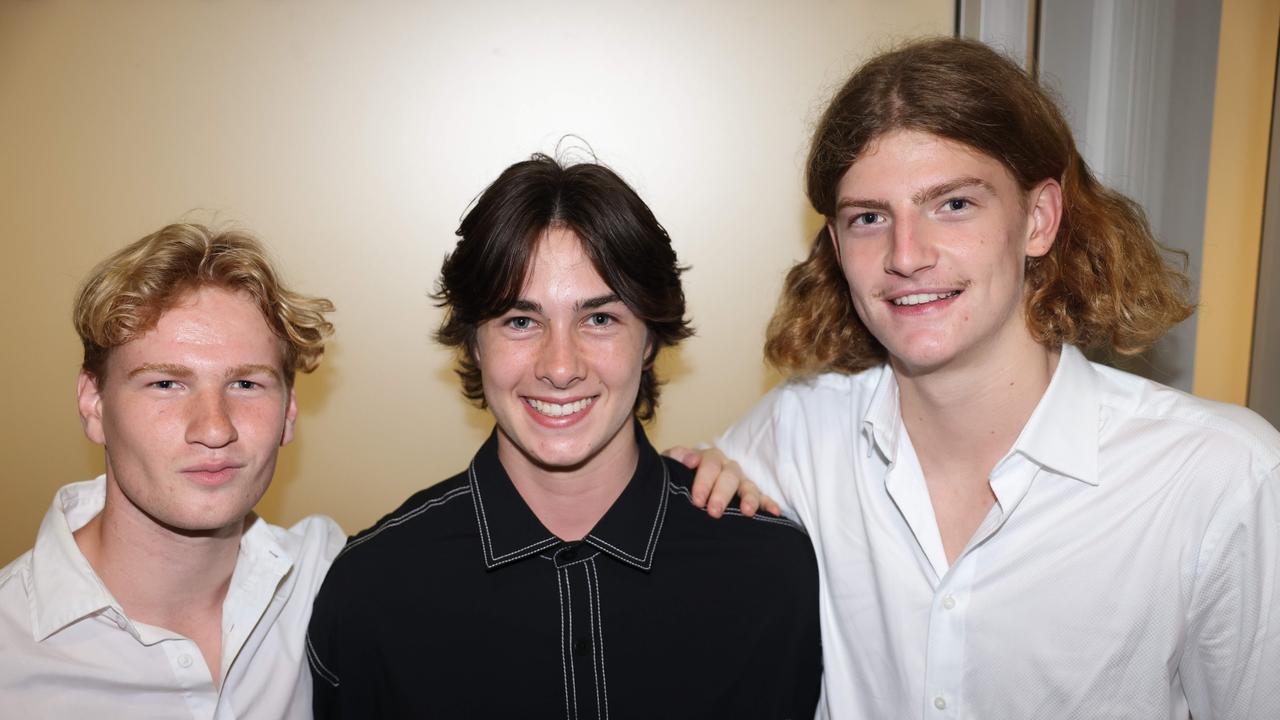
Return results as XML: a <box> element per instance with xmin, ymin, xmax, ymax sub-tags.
<box><xmin>0</xmin><ymin>1</ymin><xmax>952</xmax><ymax>561</ymax></box>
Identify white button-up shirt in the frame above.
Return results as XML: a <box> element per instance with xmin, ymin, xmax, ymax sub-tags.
<box><xmin>717</xmin><ymin>345</ymin><xmax>1280</xmax><ymax>719</ymax></box>
<box><xmin>0</xmin><ymin>477</ymin><xmax>345</xmax><ymax>719</ymax></box>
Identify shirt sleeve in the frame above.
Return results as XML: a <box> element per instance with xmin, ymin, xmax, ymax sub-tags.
<box><xmin>714</xmin><ymin>384</ymin><xmax>804</xmax><ymax>523</ymax></box>
<box><xmin>1180</xmin><ymin>462</ymin><xmax>1280</xmax><ymax>719</ymax></box>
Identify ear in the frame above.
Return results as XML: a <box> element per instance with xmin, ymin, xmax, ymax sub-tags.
<box><xmin>76</xmin><ymin>370</ymin><xmax>107</xmax><ymax>445</ymax></box>
<box><xmin>280</xmin><ymin>387</ymin><xmax>299</xmax><ymax>446</ymax></box>
<box><xmin>1025</xmin><ymin>179</ymin><xmax>1063</xmax><ymax>258</ymax></box>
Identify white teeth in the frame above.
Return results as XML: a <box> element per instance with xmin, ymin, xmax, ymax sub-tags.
<box><xmin>527</xmin><ymin>397</ymin><xmax>593</xmax><ymax>417</ymax></box>
<box><xmin>892</xmin><ymin>291</ymin><xmax>960</xmax><ymax>306</ymax></box>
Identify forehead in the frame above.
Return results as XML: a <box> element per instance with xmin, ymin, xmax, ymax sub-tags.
<box><xmin>522</xmin><ymin>227</ymin><xmax>613</xmax><ymax>295</ymax></box>
<box><xmin>108</xmin><ymin>286</ymin><xmax>284</xmax><ymax>369</ymax></box>
<box><xmin>842</xmin><ymin>129</ymin><xmax>1015</xmax><ymax>191</ymax></box>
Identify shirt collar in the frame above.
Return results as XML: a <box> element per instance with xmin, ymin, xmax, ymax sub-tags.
<box><xmin>1007</xmin><ymin>344</ymin><xmax>1100</xmax><ymax>485</ymax></box>
<box><xmin>860</xmin><ymin>345</ymin><xmax>1100</xmax><ymax>485</ymax></box>
<box><xmin>28</xmin><ymin>477</ymin><xmax>298</xmax><ymax>643</ymax></box>
<box><xmin>29</xmin><ymin>477</ymin><xmax>117</xmax><ymax>641</ymax></box>
<box><xmin>468</xmin><ymin>420</ymin><xmax>670</xmax><ymax>572</ymax></box>
<box><xmin>861</xmin><ymin>363</ymin><xmax>902</xmax><ymax>464</ymax></box>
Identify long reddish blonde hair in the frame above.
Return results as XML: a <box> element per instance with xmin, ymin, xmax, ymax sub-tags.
<box><xmin>766</xmin><ymin>37</ymin><xmax>1193</xmax><ymax>375</ymax></box>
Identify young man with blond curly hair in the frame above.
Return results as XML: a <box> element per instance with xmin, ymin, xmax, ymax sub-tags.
<box><xmin>0</xmin><ymin>224</ymin><xmax>344</xmax><ymax>718</ymax></box>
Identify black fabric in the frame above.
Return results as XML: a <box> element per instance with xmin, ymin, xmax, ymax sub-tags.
<box><xmin>308</xmin><ymin>422</ymin><xmax>822</xmax><ymax>719</ymax></box>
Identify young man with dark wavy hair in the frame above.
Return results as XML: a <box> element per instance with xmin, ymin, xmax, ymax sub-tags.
<box><xmin>0</xmin><ymin>224</ymin><xmax>344</xmax><ymax>718</ymax></box>
<box><xmin>686</xmin><ymin>37</ymin><xmax>1280</xmax><ymax>718</ymax></box>
<box><xmin>307</xmin><ymin>155</ymin><xmax>821</xmax><ymax>719</ymax></box>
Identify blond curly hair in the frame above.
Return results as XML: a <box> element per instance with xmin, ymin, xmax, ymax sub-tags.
<box><xmin>74</xmin><ymin>223</ymin><xmax>334</xmax><ymax>386</ymax></box>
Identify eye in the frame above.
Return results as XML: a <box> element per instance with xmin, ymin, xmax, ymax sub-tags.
<box><xmin>943</xmin><ymin>197</ymin><xmax>971</xmax><ymax>212</ymax></box>
<box><xmin>150</xmin><ymin>380</ymin><xmax>178</xmax><ymax>390</ymax></box>
<box><xmin>505</xmin><ymin>316</ymin><xmax>534</xmax><ymax>330</ymax></box>
<box><xmin>586</xmin><ymin>313</ymin><xmax>614</xmax><ymax>327</ymax></box>
<box><xmin>850</xmin><ymin>212</ymin><xmax>882</xmax><ymax>227</ymax></box>
<box><xmin>231</xmin><ymin>380</ymin><xmax>260</xmax><ymax>390</ymax></box>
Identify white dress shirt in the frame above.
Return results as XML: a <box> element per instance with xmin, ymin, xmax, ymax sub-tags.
<box><xmin>0</xmin><ymin>477</ymin><xmax>345</xmax><ymax>719</ymax></box>
<box><xmin>717</xmin><ymin>345</ymin><xmax>1280</xmax><ymax>719</ymax></box>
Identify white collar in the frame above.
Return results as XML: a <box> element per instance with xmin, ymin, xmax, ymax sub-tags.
<box><xmin>859</xmin><ymin>345</ymin><xmax>1100</xmax><ymax>485</ymax></box>
<box><xmin>28</xmin><ymin>477</ymin><xmax>296</xmax><ymax>642</ymax></box>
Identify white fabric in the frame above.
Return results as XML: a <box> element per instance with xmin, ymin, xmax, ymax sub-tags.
<box><xmin>716</xmin><ymin>345</ymin><xmax>1280</xmax><ymax>720</ymax></box>
<box><xmin>0</xmin><ymin>477</ymin><xmax>345</xmax><ymax>719</ymax></box>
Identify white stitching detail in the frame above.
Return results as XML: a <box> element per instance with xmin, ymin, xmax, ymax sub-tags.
<box><xmin>585</xmin><ymin>461</ymin><xmax>670</xmax><ymax>569</ymax></box>
<box><xmin>305</xmin><ymin>631</ymin><xmax>340</xmax><ymax>688</ymax></box>
<box><xmin>585</xmin><ymin>561</ymin><xmax>601</xmax><ymax>718</ymax></box>
<box><xmin>665</xmin><ymin>482</ymin><xmax>801</xmax><ymax>528</ymax></box>
<box><xmin>555</xmin><ymin>551</ymin><xmax>602</xmax><ymax>570</ymax></box>
<box><xmin>471</xmin><ymin>461</ymin><xmax>560</xmax><ymax>566</ymax></box>
<box><xmin>339</xmin><ymin>485</ymin><xmax>471</xmax><ymax>558</ymax></box>
<box><xmin>565</xmin><ymin>568</ymin><xmax>578</xmax><ymax>720</ymax></box>
<box><xmin>557</xmin><ymin>566</ymin><xmax>571</xmax><ymax>720</ymax></box>
<box><xmin>589</xmin><ymin>558</ymin><xmax>609</xmax><ymax>720</ymax></box>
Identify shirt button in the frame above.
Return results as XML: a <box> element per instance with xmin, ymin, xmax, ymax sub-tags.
<box><xmin>934</xmin><ymin>696</ymin><xmax>947</xmax><ymax>710</ymax></box>
<box><xmin>942</xmin><ymin>594</ymin><xmax>957</xmax><ymax>610</ymax></box>
<box><xmin>177</xmin><ymin>653</ymin><xmax>193</xmax><ymax>668</ymax></box>
<box><xmin>562</xmin><ymin>545</ymin><xmax>579</xmax><ymax>561</ymax></box>
<box><xmin>573</xmin><ymin>637</ymin><xmax>589</xmax><ymax>657</ymax></box>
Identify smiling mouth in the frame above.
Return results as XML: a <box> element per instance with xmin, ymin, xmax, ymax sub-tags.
<box><xmin>891</xmin><ymin>290</ymin><xmax>961</xmax><ymax>306</ymax></box>
<box><xmin>526</xmin><ymin>397</ymin><xmax>594</xmax><ymax>418</ymax></box>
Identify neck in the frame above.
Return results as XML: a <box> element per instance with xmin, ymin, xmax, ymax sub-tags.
<box><xmin>498</xmin><ymin>429</ymin><xmax>640</xmax><ymax>542</ymax></box>
<box><xmin>894</xmin><ymin>338</ymin><xmax>1059</xmax><ymax>478</ymax></box>
<box><xmin>74</xmin><ymin>479</ymin><xmax>242</xmax><ymax>639</ymax></box>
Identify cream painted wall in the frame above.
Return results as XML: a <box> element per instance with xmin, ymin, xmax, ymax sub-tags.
<box><xmin>0</xmin><ymin>1</ymin><xmax>952</xmax><ymax>561</ymax></box>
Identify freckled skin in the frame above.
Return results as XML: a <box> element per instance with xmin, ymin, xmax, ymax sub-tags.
<box><xmin>79</xmin><ymin>287</ymin><xmax>297</xmax><ymax>534</ymax></box>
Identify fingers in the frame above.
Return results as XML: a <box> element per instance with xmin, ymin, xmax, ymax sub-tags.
<box><xmin>736</xmin><ymin>479</ymin><xmax>762</xmax><ymax>517</ymax></box>
<box><xmin>704</xmin><ymin>457</ymin><xmax>744</xmax><ymax>519</ymax></box>
<box><xmin>664</xmin><ymin>446</ymin><xmax>701</xmax><ymax>470</ymax></box>
<box><xmin>760</xmin><ymin>494</ymin><xmax>783</xmax><ymax>517</ymax></box>
<box><xmin>689</xmin><ymin>450</ymin><xmax>723</xmax><ymax>509</ymax></box>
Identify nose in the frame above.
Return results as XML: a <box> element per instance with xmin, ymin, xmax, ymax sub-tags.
<box><xmin>885</xmin><ymin>214</ymin><xmax>937</xmax><ymax>277</ymax></box>
<box><xmin>535</xmin><ymin>325</ymin><xmax>587</xmax><ymax>389</ymax></box>
<box><xmin>185</xmin><ymin>389</ymin><xmax>238</xmax><ymax>448</ymax></box>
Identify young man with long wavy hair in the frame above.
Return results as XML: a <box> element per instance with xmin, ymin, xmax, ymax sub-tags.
<box><xmin>687</xmin><ymin>37</ymin><xmax>1279</xmax><ymax>719</ymax></box>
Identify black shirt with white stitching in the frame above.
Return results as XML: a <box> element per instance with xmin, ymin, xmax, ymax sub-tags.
<box><xmin>308</xmin><ymin>421</ymin><xmax>822</xmax><ymax>719</ymax></box>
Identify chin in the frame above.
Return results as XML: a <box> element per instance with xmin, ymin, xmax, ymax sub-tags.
<box><xmin>523</xmin><ymin>440</ymin><xmax>597</xmax><ymax>471</ymax></box>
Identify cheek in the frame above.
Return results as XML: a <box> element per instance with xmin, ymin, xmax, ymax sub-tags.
<box><xmin>103</xmin><ymin>403</ymin><xmax>169</xmax><ymax>450</ymax></box>
<box><xmin>477</xmin><ymin>341</ymin><xmax>531</xmax><ymax>392</ymax></box>
<box><xmin>591</xmin><ymin>335</ymin><xmax>647</xmax><ymax>384</ymax></box>
<box><xmin>838</xmin><ymin>244</ymin><xmax>880</xmax><ymax>293</ymax></box>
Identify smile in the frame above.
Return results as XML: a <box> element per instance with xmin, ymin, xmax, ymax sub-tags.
<box><xmin>526</xmin><ymin>397</ymin><xmax>594</xmax><ymax>418</ymax></box>
<box><xmin>891</xmin><ymin>290</ymin><xmax>960</xmax><ymax>306</ymax></box>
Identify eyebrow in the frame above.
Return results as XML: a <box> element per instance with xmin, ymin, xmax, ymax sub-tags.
<box><xmin>578</xmin><ymin>294</ymin><xmax>622</xmax><ymax>312</ymax></box>
<box><xmin>911</xmin><ymin>176</ymin><xmax>996</xmax><ymax>205</ymax></box>
<box><xmin>835</xmin><ymin>176</ymin><xmax>997</xmax><ymax>213</ymax></box>
<box><xmin>125</xmin><ymin>363</ymin><xmax>281</xmax><ymax>383</ymax></box>
<box><xmin>509</xmin><ymin>294</ymin><xmax>622</xmax><ymax>314</ymax></box>
<box><xmin>127</xmin><ymin>363</ymin><xmax>193</xmax><ymax>380</ymax></box>
<box><xmin>226</xmin><ymin>364</ymin><xmax>283</xmax><ymax>383</ymax></box>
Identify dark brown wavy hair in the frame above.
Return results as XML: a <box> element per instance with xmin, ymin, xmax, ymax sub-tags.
<box><xmin>74</xmin><ymin>223</ymin><xmax>335</xmax><ymax>387</ymax></box>
<box><xmin>766</xmin><ymin>37</ymin><xmax>1193</xmax><ymax>375</ymax></box>
<box><xmin>434</xmin><ymin>154</ymin><xmax>693</xmax><ymax>421</ymax></box>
